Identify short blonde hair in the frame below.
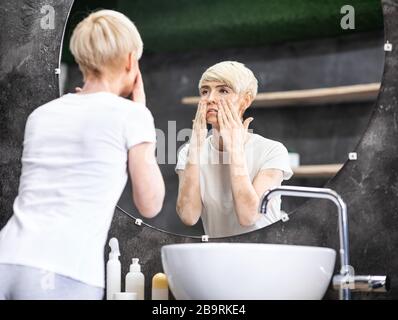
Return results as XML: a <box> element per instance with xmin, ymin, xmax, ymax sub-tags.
<box><xmin>199</xmin><ymin>61</ymin><xmax>258</xmax><ymax>99</ymax></box>
<box><xmin>70</xmin><ymin>10</ymin><xmax>143</xmax><ymax>78</ymax></box>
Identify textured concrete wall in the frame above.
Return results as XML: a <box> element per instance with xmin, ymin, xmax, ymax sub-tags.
<box><xmin>0</xmin><ymin>0</ymin><xmax>74</xmax><ymax>228</ymax></box>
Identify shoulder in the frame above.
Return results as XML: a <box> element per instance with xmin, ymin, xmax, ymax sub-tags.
<box><xmin>100</xmin><ymin>96</ymin><xmax>155</xmax><ymax>127</ymax></box>
<box><xmin>27</xmin><ymin>97</ymin><xmax>64</xmax><ymax>120</ymax></box>
<box><xmin>110</xmin><ymin>96</ymin><xmax>153</xmax><ymax>117</ymax></box>
<box><xmin>250</xmin><ymin>134</ymin><xmax>288</xmax><ymax>155</ymax></box>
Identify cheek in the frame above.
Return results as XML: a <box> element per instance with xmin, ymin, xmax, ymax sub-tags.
<box><xmin>124</xmin><ymin>73</ymin><xmax>133</xmax><ymax>87</ymax></box>
<box><xmin>224</xmin><ymin>93</ymin><xmax>239</xmax><ymax>105</ymax></box>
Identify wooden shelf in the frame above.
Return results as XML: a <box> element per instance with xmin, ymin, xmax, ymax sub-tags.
<box><xmin>181</xmin><ymin>83</ymin><xmax>380</xmax><ymax>108</ymax></box>
<box><xmin>292</xmin><ymin>164</ymin><xmax>344</xmax><ymax>178</ymax></box>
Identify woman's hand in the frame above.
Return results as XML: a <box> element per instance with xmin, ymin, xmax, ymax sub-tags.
<box><xmin>217</xmin><ymin>99</ymin><xmax>253</xmax><ymax>154</ymax></box>
<box><xmin>177</xmin><ymin>101</ymin><xmax>207</xmax><ymax>223</ymax></box>
<box><xmin>186</xmin><ymin>101</ymin><xmax>207</xmax><ymax>165</ymax></box>
<box><xmin>191</xmin><ymin>100</ymin><xmax>208</xmax><ymax>149</ymax></box>
<box><xmin>131</xmin><ymin>67</ymin><xmax>146</xmax><ymax>105</ymax></box>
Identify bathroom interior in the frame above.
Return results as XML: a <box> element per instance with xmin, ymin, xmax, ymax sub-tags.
<box><xmin>0</xmin><ymin>0</ymin><xmax>398</xmax><ymax>301</ymax></box>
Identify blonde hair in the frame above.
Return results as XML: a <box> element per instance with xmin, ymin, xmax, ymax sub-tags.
<box><xmin>69</xmin><ymin>10</ymin><xmax>143</xmax><ymax>78</ymax></box>
<box><xmin>199</xmin><ymin>61</ymin><xmax>258</xmax><ymax>99</ymax></box>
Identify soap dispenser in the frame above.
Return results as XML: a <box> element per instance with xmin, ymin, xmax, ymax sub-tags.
<box><xmin>125</xmin><ymin>258</ymin><xmax>145</xmax><ymax>300</ymax></box>
<box><xmin>106</xmin><ymin>238</ymin><xmax>121</xmax><ymax>300</ymax></box>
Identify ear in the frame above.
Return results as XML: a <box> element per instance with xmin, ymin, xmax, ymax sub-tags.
<box><xmin>239</xmin><ymin>92</ymin><xmax>253</xmax><ymax>116</ymax></box>
<box><xmin>125</xmin><ymin>52</ymin><xmax>135</xmax><ymax>72</ymax></box>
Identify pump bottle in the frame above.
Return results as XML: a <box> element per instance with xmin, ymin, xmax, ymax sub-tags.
<box><xmin>106</xmin><ymin>238</ymin><xmax>121</xmax><ymax>300</ymax></box>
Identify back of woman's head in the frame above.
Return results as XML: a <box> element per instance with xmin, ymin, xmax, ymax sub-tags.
<box><xmin>70</xmin><ymin>10</ymin><xmax>143</xmax><ymax>79</ymax></box>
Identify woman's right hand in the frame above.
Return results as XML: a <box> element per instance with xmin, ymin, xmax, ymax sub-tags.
<box><xmin>131</xmin><ymin>67</ymin><xmax>146</xmax><ymax>105</ymax></box>
<box><xmin>176</xmin><ymin>101</ymin><xmax>206</xmax><ymax>224</ymax></box>
<box><xmin>191</xmin><ymin>101</ymin><xmax>208</xmax><ymax>149</ymax></box>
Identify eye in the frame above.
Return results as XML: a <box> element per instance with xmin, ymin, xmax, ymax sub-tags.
<box><xmin>200</xmin><ymin>89</ymin><xmax>208</xmax><ymax>96</ymax></box>
<box><xmin>219</xmin><ymin>88</ymin><xmax>229</xmax><ymax>94</ymax></box>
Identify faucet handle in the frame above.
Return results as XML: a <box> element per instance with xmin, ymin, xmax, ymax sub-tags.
<box><xmin>333</xmin><ymin>274</ymin><xmax>390</xmax><ymax>293</ymax></box>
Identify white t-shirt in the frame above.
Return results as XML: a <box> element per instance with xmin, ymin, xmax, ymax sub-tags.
<box><xmin>176</xmin><ymin>134</ymin><xmax>293</xmax><ymax>238</ymax></box>
<box><xmin>0</xmin><ymin>92</ymin><xmax>156</xmax><ymax>288</ymax></box>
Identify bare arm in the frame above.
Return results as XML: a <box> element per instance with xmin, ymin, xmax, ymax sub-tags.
<box><xmin>230</xmin><ymin>160</ymin><xmax>283</xmax><ymax>226</ymax></box>
<box><xmin>176</xmin><ymin>163</ymin><xmax>202</xmax><ymax>226</ymax></box>
<box><xmin>128</xmin><ymin>142</ymin><xmax>165</xmax><ymax>218</ymax></box>
<box><xmin>176</xmin><ymin>102</ymin><xmax>207</xmax><ymax>226</ymax></box>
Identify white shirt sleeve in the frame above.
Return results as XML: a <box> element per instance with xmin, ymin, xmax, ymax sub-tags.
<box><xmin>124</xmin><ymin>104</ymin><xmax>157</xmax><ymax>150</ymax></box>
<box><xmin>175</xmin><ymin>143</ymin><xmax>190</xmax><ymax>172</ymax></box>
<box><xmin>260</xmin><ymin>142</ymin><xmax>293</xmax><ymax>180</ymax></box>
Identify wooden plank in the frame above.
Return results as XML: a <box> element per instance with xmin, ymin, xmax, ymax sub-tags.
<box><xmin>292</xmin><ymin>164</ymin><xmax>344</xmax><ymax>178</ymax></box>
<box><xmin>181</xmin><ymin>83</ymin><xmax>381</xmax><ymax>108</ymax></box>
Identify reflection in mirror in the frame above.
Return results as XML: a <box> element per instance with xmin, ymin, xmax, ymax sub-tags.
<box><xmin>174</xmin><ymin>61</ymin><xmax>293</xmax><ymax>238</ymax></box>
<box><xmin>61</xmin><ymin>1</ymin><xmax>384</xmax><ymax>238</ymax></box>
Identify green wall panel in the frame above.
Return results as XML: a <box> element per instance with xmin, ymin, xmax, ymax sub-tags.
<box><xmin>62</xmin><ymin>0</ymin><xmax>383</xmax><ymax>63</ymax></box>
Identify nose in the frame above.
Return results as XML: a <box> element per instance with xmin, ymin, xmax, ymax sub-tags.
<box><xmin>207</xmin><ymin>90</ymin><xmax>218</xmax><ymax>105</ymax></box>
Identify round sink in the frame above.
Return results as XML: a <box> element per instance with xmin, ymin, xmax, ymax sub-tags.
<box><xmin>161</xmin><ymin>243</ymin><xmax>336</xmax><ymax>300</ymax></box>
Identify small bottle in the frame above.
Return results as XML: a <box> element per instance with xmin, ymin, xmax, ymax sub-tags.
<box><xmin>152</xmin><ymin>273</ymin><xmax>169</xmax><ymax>300</ymax></box>
<box><xmin>106</xmin><ymin>238</ymin><xmax>121</xmax><ymax>300</ymax></box>
<box><xmin>125</xmin><ymin>258</ymin><xmax>145</xmax><ymax>300</ymax></box>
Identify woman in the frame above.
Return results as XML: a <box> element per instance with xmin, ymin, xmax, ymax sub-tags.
<box><xmin>176</xmin><ymin>61</ymin><xmax>293</xmax><ymax>237</ymax></box>
<box><xmin>0</xmin><ymin>10</ymin><xmax>165</xmax><ymax>299</ymax></box>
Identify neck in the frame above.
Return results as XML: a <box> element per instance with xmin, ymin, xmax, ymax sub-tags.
<box><xmin>79</xmin><ymin>75</ymin><xmax>124</xmax><ymax>96</ymax></box>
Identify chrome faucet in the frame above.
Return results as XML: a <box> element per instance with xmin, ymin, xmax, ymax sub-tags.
<box><xmin>259</xmin><ymin>185</ymin><xmax>389</xmax><ymax>300</ymax></box>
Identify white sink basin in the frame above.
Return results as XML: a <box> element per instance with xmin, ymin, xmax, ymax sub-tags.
<box><xmin>161</xmin><ymin>243</ymin><xmax>336</xmax><ymax>300</ymax></box>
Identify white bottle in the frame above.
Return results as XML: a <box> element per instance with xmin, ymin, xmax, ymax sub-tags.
<box><xmin>125</xmin><ymin>258</ymin><xmax>145</xmax><ymax>300</ymax></box>
<box><xmin>106</xmin><ymin>238</ymin><xmax>121</xmax><ymax>300</ymax></box>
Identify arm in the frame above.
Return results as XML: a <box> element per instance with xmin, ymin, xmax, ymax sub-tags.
<box><xmin>176</xmin><ymin>164</ymin><xmax>202</xmax><ymax>226</ymax></box>
<box><xmin>127</xmin><ymin>67</ymin><xmax>164</xmax><ymax>217</ymax></box>
<box><xmin>128</xmin><ymin>142</ymin><xmax>165</xmax><ymax>218</ymax></box>
<box><xmin>176</xmin><ymin>102</ymin><xmax>207</xmax><ymax>226</ymax></box>
<box><xmin>218</xmin><ymin>99</ymin><xmax>283</xmax><ymax>226</ymax></box>
<box><xmin>230</xmin><ymin>159</ymin><xmax>283</xmax><ymax>226</ymax></box>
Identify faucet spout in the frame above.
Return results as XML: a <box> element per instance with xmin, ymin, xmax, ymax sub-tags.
<box><xmin>259</xmin><ymin>185</ymin><xmax>351</xmax><ymax>300</ymax></box>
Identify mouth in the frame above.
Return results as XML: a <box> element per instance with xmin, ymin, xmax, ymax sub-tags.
<box><xmin>207</xmin><ymin>108</ymin><xmax>218</xmax><ymax>114</ymax></box>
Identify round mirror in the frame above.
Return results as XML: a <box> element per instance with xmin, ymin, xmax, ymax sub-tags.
<box><xmin>61</xmin><ymin>0</ymin><xmax>384</xmax><ymax>238</ymax></box>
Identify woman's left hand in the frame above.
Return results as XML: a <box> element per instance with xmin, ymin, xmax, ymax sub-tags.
<box><xmin>217</xmin><ymin>99</ymin><xmax>253</xmax><ymax>154</ymax></box>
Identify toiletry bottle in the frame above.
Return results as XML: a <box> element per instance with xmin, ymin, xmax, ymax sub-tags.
<box><xmin>125</xmin><ymin>258</ymin><xmax>145</xmax><ymax>300</ymax></box>
<box><xmin>151</xmin><ymin>273</ymin><xmax>169</xmax><ymax>300</ymax></box>
<box><xmin>106</xmin><ymin>238</ymin><xmax>121</xmax><ymax>300</ymax></box>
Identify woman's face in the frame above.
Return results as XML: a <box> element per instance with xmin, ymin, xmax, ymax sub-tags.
<box><xmin>199</xmin><ymin>80</ymin><xmax>242</xmax><ymax>127</ymax></box>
